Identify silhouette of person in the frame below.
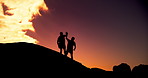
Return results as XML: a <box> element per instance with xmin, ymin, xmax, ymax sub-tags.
<box><xmin>57</xmin><ymin>32</ymin><xmax>67</xmax><ymax>55</ymax></box>
<box><xmin>65</xmin><ymin>32</ymin><xmax>76</xmax><ymax>60</ymax></box>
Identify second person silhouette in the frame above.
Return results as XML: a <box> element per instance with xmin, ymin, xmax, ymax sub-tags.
<box><xmin>65</xmin><ymin>32</ymin><xmax>76</xmax><ymax>60</ymax></box>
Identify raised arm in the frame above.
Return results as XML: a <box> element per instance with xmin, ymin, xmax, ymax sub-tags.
<box><xmin>65</xmin><ymin>32</ymin><xmax>70</xmax><ymax>41</ymax></box>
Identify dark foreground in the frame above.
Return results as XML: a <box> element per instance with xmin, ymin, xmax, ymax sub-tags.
<box><xmin>0</xmin><ymin>42</ymin><xmax>147</xmax><ymax>77</ymax></box>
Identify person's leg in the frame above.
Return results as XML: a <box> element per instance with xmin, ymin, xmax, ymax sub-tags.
<box><xmin>64</xmin><ymin>45</ymin><xmax>67</xmax><ymax>56</ymax></box>
<box><xmin>70</xmin><ymin>51</ymin><xmax>73</xmax><ymax>60</ymax></box>
<box><xmin>64</xmin><ymin>50</ymin><xmax>68</xmax><ymax>56</ymax></box>
<box><xmin>60</xmin><ymin>48</ymin><xmax>62</xmax><ymax>54</ymax></box>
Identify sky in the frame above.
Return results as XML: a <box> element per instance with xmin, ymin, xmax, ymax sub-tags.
<box><xmin>28</xmin><ymin>0</ymin><xmax>148</xmax><ymax>71</ymax></box>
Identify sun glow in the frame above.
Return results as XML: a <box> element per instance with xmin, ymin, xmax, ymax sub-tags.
<box><xmin>0</xmin><ymin>0</ymin><xmax>48</xmax><ymax>43</ymax></box>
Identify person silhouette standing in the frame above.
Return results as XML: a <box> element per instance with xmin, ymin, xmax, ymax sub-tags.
<box><xmin>57</xmin><ymin>32</ymin><xmax>67</xmax><ymax>55</ymax></box>
<box><xmin>65</xmin><ymin>32</ymin><xmax>76</xmax><ymax>60</ymax></box>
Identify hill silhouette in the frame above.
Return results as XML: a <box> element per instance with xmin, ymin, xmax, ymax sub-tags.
<box><xmin>1</xmin><ymin>42</ymin><xmax>147</xmax><ymax>77</ymax></box>
<box><xmin>0</xmin><ymin>42</ymin><xmax>106</xmax><ymax>77</ymax></box>
<box><xmin>113</xmin><ymin>63</ymin><xmax>131</xmax><ymax>72</ymax></box>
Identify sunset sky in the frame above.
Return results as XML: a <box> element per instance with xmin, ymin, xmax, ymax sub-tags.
<box><xmin>10</xmin><ymin>0</ymin><xmax>148</xmax><ymax>71</ymax></box>
<box><xmin>28</xmin><ymin>0</ymin><xmax>148</xmax><ymax>71</ymax></box>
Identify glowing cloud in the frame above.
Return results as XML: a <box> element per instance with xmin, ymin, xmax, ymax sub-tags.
<box><xmin>0</xmin><ymin>0</ymin><xmax>48</xmax><ymax>43</ymax></box>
